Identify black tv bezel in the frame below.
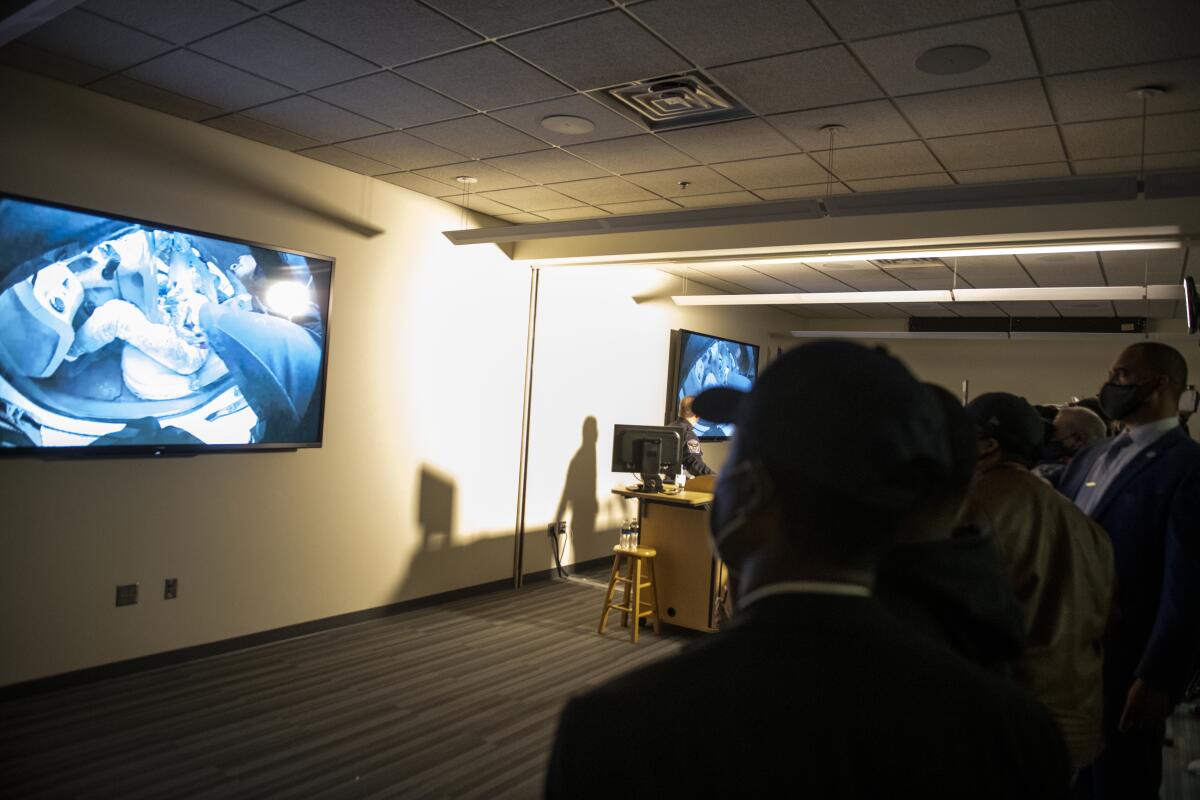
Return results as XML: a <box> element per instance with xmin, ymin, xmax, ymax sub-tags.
<box><xmin>0</xmin><ymin>191</ymin><xmax>336</xmax><ymax>459</ymax></box>
<box><xmin>666</xmin><ymin>328</ymin><xmax>760</xmax><ymax>442</ymax></box>
<box><xmin>1185</xmin><ymin>276</ymin><xmax>1198</xmax><ymax>335</ymax></box>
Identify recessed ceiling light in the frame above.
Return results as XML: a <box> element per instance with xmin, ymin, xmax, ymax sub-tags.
<box><xmin>915</xmin><ymin>45</ymin><xmax>991</xmax><ymax>75</ymax></box>
<box><xmin>455</xmin><ymin>175</ymin><xmax>478</xmax><ymax>184</ymax></box>
<box><xmin>540</xmin><ymin>115</ymin><xmax>596</xmax><ymax>135</ymax></box>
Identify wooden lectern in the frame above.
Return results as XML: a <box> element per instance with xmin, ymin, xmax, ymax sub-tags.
<box><xmin>612</xmin><ymin>479</ymin><xmax>724</xmax><ymax>632</ymax></box>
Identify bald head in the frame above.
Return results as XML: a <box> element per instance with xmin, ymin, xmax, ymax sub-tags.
<box><xmin>1122</xmin><ymin>342</ymin><xmax>1187</xmax><ymax>400</ymax></box>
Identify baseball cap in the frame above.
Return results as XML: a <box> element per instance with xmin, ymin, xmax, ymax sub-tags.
<box><xmin>694</xmin><ymin>341</ymin><xmax>951</xmax><ymax>510</ymax></box>
<box><xmin>964</xmin><ymin>392</ymin><xmax>1046</xmax><ymax>457</ymax></box>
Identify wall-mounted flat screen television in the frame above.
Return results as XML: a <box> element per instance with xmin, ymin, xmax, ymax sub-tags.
<box><xmin>0</xmin><ymin>193</ymin><xmax>334</xmax><ymax>455</ymax></box>
<box><xmin>667</xmin><ymin>329</ymin><xmax>759</xmax><ymax>441</ymax></box>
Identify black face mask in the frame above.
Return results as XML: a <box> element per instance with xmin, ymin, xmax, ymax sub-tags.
<box><xmin>1099</xmin><ymin>381</ymin><xmax>1147</xmax><ymax>421</ymax></box>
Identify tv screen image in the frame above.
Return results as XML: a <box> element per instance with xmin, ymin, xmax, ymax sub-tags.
<box><xmin>671</xmin><ymin>329</ymin><xmax>759</xmax><ymax>441</ymax></box>
<box><xmin>0</xmin><ymin>194</ymin><xmax>333</xmax><ymax>453</ymax></box>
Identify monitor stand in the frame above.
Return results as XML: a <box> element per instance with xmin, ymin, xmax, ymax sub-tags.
<box><xmin>639</xmin><ymin>439</ymin><xmax>663</xmax><ymax>493</ymax></box>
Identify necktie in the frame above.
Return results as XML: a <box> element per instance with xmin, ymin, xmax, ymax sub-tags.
<box><xmin>1102</xmin><ymin>433</ymin><xmax>1134</xmax><ymax>469</ymax></box>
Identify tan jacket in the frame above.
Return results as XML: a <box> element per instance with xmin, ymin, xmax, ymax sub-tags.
<box><xmin>963</xmin><ymin>464</ymin><xmax>1114</xmax><ymax>770</ymax></box>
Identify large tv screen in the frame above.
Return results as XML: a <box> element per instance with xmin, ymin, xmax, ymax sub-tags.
<box><xmin>668</xmin><ymin>329</ymin><xmax>759</xmax><ymax>441</ymax></box>
<box><xmin>0</xmin><ymin>194</ymin><xmax>334</xmax><ymax>455</ymax></box>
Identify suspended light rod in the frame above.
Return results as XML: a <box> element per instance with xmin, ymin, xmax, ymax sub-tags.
<box><xmin>672</xmin><ymin>284</ymin><xmax>1185</xmax><ymax>307</ymax></box>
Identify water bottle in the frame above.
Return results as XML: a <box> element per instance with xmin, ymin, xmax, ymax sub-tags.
<box><xmin>619</xmin><ymin>520</ymin><xmax>629</xmax><ymax>550</ymax></box>
<box><xmin>631</xmin><ymin>518</ymin><xmax>640</xmax><ymax>548</ymax></box>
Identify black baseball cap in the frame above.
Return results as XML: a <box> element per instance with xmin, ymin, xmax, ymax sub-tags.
<box><xmin>694</xmin><ymin>341</ymin><xmax>951</xmax><ymax>510</ymax></box>
<box><xmin>964</xmin><ymin>392</ymin><xmax>1046</xmax><ymax>457</ymax></box>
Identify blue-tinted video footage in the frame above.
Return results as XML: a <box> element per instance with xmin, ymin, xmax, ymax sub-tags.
<box><xmin>674</xmin><ymin>331</ymin><xmax>758</xmax><ymax>440</ymax></box>
<box><xmin>0</xmin><ymin>196</ymin><xmax>332</xmax><ymax>450</ymax></box>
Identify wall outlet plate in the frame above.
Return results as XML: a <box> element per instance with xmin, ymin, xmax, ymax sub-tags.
<box><xmin>115</xmin><ymin>583</ymin><xmax>138</xmax><ymax>607</ymax></box>
<box><xmin>164</xmin><ymin>578</ymin><xmax>178</xmax><ymax>600</ymax></box>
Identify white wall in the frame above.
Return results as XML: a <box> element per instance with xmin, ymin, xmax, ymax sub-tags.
<box><xmin>0</xmin><ymin>69</ymin><xmax>531</xmax><ymax>685</ymax></box>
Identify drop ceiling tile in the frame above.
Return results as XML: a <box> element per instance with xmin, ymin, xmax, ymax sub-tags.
<box><xmin>631</xmin><ymin>0</ymin><xmax>835</xmax><ymax>66</ymax></box>
<box><xmin>710</xmin><ymin>46</ymin><xmax>884</xmax><ymax>115</ymax></box>
<box><xmin>851</xmin><ymin>14</ymin><xmax>1037</xmax><ymax>95</ymax></box>
<box><xmin>1071</xmin><ymin>152</ymin><xmax>1200</xmax><ymax>175</ymax></box>
<box><xmin>495</xmin><ymin>212</ymin><xmax>550</xmax><ymax>224</ymax></box>
<box><xmin>1053</xmin><ymin>300</ymin><xmax>1115</xmax><ymax>317</ymax></box>
<box><xmin>837</xmin><ymin>303</ymin><xmax>903</xmax><ymax>318</ymax></box>
<box><xmin>697</xmin><ymin>267</ymin><xmax>804</xmax><ymax>293</ymax></box>
<box><xmin>491</xmin><ymin>94</ymin><xmax>644</xmax><ymax>146</ymax></box>
<box><xmin>891</xmin><ymin>303</ymin><xmax>957</xmax><ymax>317</ymax></box>
<box><xmin>600</xmin><ymin>199</ymin><xmax>683</xmax><ymax>214</ymax></box>
<box><xmin>312</xmin><ymin>72</ymin><xmax>471</xmax><ymax>129</ymax></box>
<box><xmin>82</xmin><ymin>0</ymin><xmax>255</xmax><ymax>44</ymax></box>
<box><xmin>1113</xmin><ymin>300</ymin><xmax>1177</xmax><ymax>318</ymax></box>
<box><xmin>1061</xmin><ymin>112</ymin><xmax>1200</xmax><ymax>160</ymax></box>
<box><xmin>504</xmin><ymin>11</ymin><xmax>690</xmax><ymax>91</ymax></box>
<box><xmin>484</xmin><ymin>149</ymin><xmax>609</xmax><ymax>183</ymax></box>
<box><xmin>565</xmin><ymin>135</ymin><xmax>696</xmax><ymax>173</ymax></box>
<box><xmin>817</xmin><ymin>269</ymin><xmax>909</xmax><ymax>292</ymax></box>
<box><xmin>1045</xmin><ymin>59</ymin><xmax>1200</xmax><ymax>123</ymax></box>
<box><xmin>398</xmin><ymin>44</ymin><xmax>571</xmax><ymax>111</ymax></box>
<box><xmin>21</xmin><ymin>9</ymin><xmax>171</xmax><ymax>72</ymax></box>
<box><xmin>275</xmin><ymin>0</ymin><xmax>479</xmax><ymax>67</ymax></box>
<box><xmin>951</xmin><ymin>302</ymin><xmax>1006</xmax><ymax>316</ymax></box>
<box><xmin>548</xmin><ymin>176</ymin><xmax>658</xmax><ymax>204</ymax></box>
<box><xmin>951</xmin><ymin>255</ymin><xmax>1034</xmax><ymax>288</ymax></box>
<box><xmin>376</xmin><ymin>171</ymin><xmax>464</xmax><ymax>197</ymax></box>
<box><xmin>672</xmin><ymin>191</ymin><xmax>761</xmax><ymax>208</ymax></box>
<box><xmin>438</xmin><ymin>195</ymin><xmax>520</xmax><ymax>216</ymax></box>
<box><xmin>423</xmin><ymin>0</ymin><xmax>609</xmax><ymax>37</ymax></box>
<box><xmin>339</xmin><ymin>131</ymin><xmax>466</xmax><ymax>169</ymax></box>
<box><xmin>191</xmin><ymin>17</ymin><xmax>375</xmax><ymax>91</ymax></box>
<box><xmin>927</xmin><ymin>126</ymin><xmax>1065</xmax><ymax>170</ymax></box>
<box><xmin>768</xmin><ymin>100</ymin><xmax>918</xmax><ymax>151</ymax></box>
<box><xmin>754</xmin><ymin>183</ymin><xmax>850</xmax><ymax>199</ymax></box>
<box><xmin>1100</xmin><ymin>250</ymin><xmax>1186</xmax><ymax>285</ymax></box>
<box><xmin>810</xmin><ymin>0</ymin><xmax>1015</xmax><ymax>39</ymax></box>
<box><xmin>242</xmin><ymin>95</ymin><xmax>389</xmax><ymax>142</ymax></box>
<box><xmin>126</xmin><ymin>50</ymin><xmax>294</xmax><ymax>110</ymax></box>
<box><xmin>711</xmin><ymin>154</ymin><xmax>829</xmax><ymax>189</ymax></box>
<box><xmin>1026</xmin><ymin>0</ymin><xmax>1200</xmax><ymax>74</ymax></box>
<box><xmin>237</xmin><ymin>0</ymin><xmax>291</xmax><ymax>7</ymax></box>
<box><xmin>1019</xmin><ymin>252</ymin><xmax>1104</xmax><ymax>287</ymax></box>
<box><xmin>414</xmin><ymin>161</ymin><xmax>532</xmax><ymax>192</ymax></box>
<box><xmin>896</xmin><ymin>80</ymin><xmax>1053</xmax><ymax>138</ymax></box>
<box><xmin>407</xmin><ymin>115</ymin><xmax>548</xmax><ymax>159</ymax></box>
<box><xmin>951</xmin><ymin>162</ymin><xmax>1071</xmax><ymax>183</ymax></box>
<box><xmin>814</xmin><ymin>141</ymin><xmax>943</xmax><ymax>180</ymax></box>
<box><xmin>538</xmin><ymin>206</ymin><xmax>608</xmax><ymax>220</ymax></box>
<box><xmin>477</xmin><ymin>186</ymin><xmax>581</xmax><ymax>211</ymax></box>
<box><xmin>204</xmin><ymin>114</ymin><xmax>320</xmax><ymax>150</ymax></box>
<box><xmin>995</xmin><ymin>300</ymin><xmax>1060</xmax><ymax>316</ymax></box>
<box><xmin>298</xmin><ymin>145</ymin><xmax>399</xmax><ymax>175</ymax></box>
<box><xmin>658</xmin><ymin>118</ymin><xmax>798</xmax><ymax>163</ymax></box>
<box><xmin>0</xmin><ymin>42</ymin><xmax>109</xmax><ymax>84</ymax></box>
<box><xmin>677</xmin><ymin>268</ymin><xmax>759</xmax><ymax>294</ymax></box>
<box><xmin>624</xmin><ymin>166</ymin><xmax>741</xmax><ymax>197</ymax></box>
<box><xmin>757</xmin><ymin>264</ymin><xmax>856</xmax><ymax>292</ymax></box>
<box><xmin>91</xmin><ymin>74</ymin><xmax>222</xmax><ymax>120</ymax></box>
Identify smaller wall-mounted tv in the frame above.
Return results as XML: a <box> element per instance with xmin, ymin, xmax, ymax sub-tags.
<box><xmin>666</xmin><ymin>329</ymin><xmax>760</xmax><ymax>441</ymax></box>
<box><xmin>0</xmin><ymin>193</ymin><xmax>334</xmax><ymax>456</ymax></box>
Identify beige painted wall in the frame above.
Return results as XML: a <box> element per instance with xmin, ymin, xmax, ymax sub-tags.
<box><xmin>0</xmin><ymin>70</ymin><xmax>533</xmax><ymax>686</ymax></box>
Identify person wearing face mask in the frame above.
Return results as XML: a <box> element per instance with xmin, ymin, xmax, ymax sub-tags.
<box><xmin>1033</xmin><ymin>405</ymin><xmax>1108</xmax><ymax>486</ymax></box>
<box><xmin>1059</xmin><ymin>342</ymin><xmax>1200</xmax><ymax>800</ymax></box>
<box><xmin>545</xmin><ymin>342</ymin><xmax>1071</xmax><ymax>799</ymax></box>
<box><xmin>960</xmin><ymin>393</ymin><xmax>1114</xmax><ymax>774</ymax></box>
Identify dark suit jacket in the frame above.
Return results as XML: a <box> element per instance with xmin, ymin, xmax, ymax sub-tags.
<box><xmin>1059</xmin><ymin>426</ymin><xmax>1200</xmax><ymax>701</ymax></box>
<box><xmin>546</xmin><ymin>594</ymin><xmax>1070</xmax><ymax>799</ymax></box>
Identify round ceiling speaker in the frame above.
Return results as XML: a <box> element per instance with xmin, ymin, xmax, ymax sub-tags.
<box><xmin>915</xmin><ymin>45</ymin><xmax>991</xmax><ymax>75</ymax></box>
<box><xmin>540</xmin><ymin>115</ymin><xmax>596</xmax><ymax>135</ymax></box>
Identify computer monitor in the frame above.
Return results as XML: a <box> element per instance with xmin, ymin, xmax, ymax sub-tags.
<box><xmin>612</xmin><ymin>424</ymin><xmax>682</xmax><ymax>493</ymax></box>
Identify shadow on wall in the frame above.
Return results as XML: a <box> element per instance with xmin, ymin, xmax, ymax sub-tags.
<box><xmin>555</xmin><ymin>416</ymin><xmax>600</xmax><ymax>548</ymax></box>
<box><xmin>418</xmin><ymin>464</ymin><xmax>455</xmax><ymax>551</ymax></box>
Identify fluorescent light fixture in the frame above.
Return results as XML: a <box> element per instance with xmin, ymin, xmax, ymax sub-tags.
<box><xmin>790</xmin><ymin>330</ymin><xmax>1193</xmax><ymax>342</ymax></box>
<box><xmin>672</xmin><ymin>290</ymin><xmax>954</xmax><ymax>306</ymax></box>
<box><xmin>674</xmin><ymin>284</ymin><xmax>1184</xmax><ymax>307</ymax></box>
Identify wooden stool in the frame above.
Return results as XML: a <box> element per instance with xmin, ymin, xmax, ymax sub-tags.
<box><xmin>598</xmin><ymin>545</ymin><xmax>661</xmax><ymax>643</ymax></box>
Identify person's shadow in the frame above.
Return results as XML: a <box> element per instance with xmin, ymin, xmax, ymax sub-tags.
<box><xmin>555</xmin><ymin>416</ymin><xmax>599</xmax><ymax>550</ymax></box>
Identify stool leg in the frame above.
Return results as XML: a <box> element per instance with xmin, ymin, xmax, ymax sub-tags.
<box><xmin>598</xmin><ymin>554</ymin><xmax>621</xmax><ymax>634</ymax></box>
<box><xmin>646</xmin><ymin>556</ymin><xmax>662</xmax><ymax>635</ymax></box>
<box><xmin>631</xmin><ymin>557</ymin><xmax>643</xmax><ymax>644</ymax></box>
<box><xmin>620</xmin><ymin>556</ymin><xmax>632</xmax><ymax>628</ymax></box>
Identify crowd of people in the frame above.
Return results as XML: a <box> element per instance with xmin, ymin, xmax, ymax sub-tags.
<box><xmin>546</xmin><ymin>340</ymin><xmax>1200</xmax><ymax>799</ymax></box>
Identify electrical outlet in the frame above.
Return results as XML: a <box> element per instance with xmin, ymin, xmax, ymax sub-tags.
<box><xmin>115</xmin><ymin>583</ymin><xmax>138</xmax><ymax>607</ymax></box>
<box><xmin>557</xmin><ymin>521</ymin><xmax>567</xmax><ymax>535</ymax></box>
<box><xmin>164</xmin><ymin>578</ymin><xmax>178</xmax><ymax>600</ymax></box>
<box><xmin>547</xmin><ymin>523</ymin><xmax>557</xmax><ymax>536</ymax></box>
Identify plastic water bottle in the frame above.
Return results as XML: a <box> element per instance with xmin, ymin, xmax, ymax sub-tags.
<box><xmin>631</xmin><ymin>519</ymin><xmax>640</xmax><ymax>548</ymax></box>
<box><xmin>619</xmin><ymin>520</ymin><xmax>629</xmax><ymax>550</ymax></box>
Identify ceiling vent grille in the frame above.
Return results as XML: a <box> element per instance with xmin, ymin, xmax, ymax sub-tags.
<box><xmin>603</xmin><ymin>73</ymin><xmax>750</xmax><ymax>131</ymax></box>
<box><xmin>869</xmin><ymin>257</ymin><xmax>949</xmax><ymax>268</ymax></box>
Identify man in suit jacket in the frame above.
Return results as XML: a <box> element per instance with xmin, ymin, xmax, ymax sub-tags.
<box><xmin>546</xmin><ymin>342</ymin><xmax>1071</xmax><ymax>799</ymax></box>
<box><xmin>1060</xmin><ymin>341</ymin><xmax>1200</xmax><ymax>799</ymax></box>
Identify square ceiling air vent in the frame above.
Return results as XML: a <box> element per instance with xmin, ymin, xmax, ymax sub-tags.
<box><xmin>869</xmin><ymin>257</ymin><xmax>949</xmax><ymax>268</ymax></box>
<box><xmin>604</xmin><ymin>73</ymin><xmax>750</xmax><ymax>131</ymax></box>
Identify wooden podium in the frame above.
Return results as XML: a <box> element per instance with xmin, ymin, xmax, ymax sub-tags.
<box><xmin>613</xmin><ymin>480</ymin><xmax>724</xmax><ymax>632</ymax></box>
